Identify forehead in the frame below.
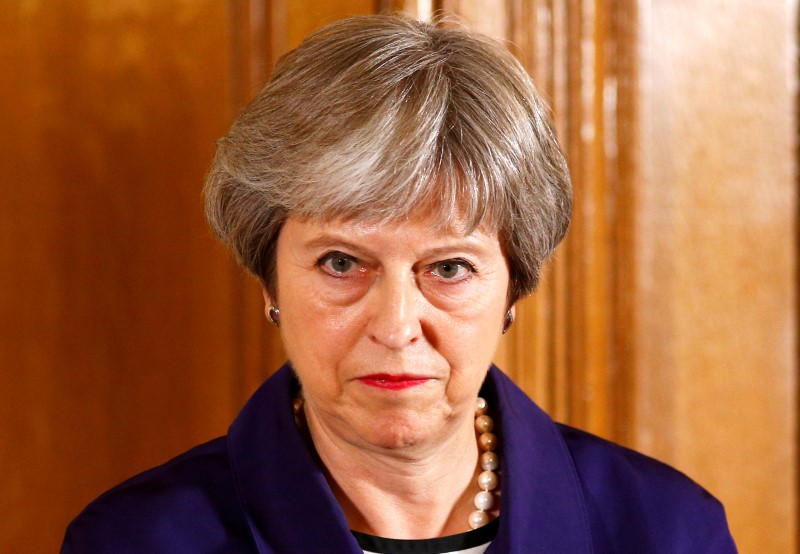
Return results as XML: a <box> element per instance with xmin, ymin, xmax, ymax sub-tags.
<box><xmin>280</xmin><ymin>214</ymin><xmax>502</xmax><ymax>255</ymax></box>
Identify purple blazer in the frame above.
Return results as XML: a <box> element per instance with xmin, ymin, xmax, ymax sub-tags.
<box><xmin>62</xmin><ymin>365</ymin><xmax>737</xmax><ymax>553</ymax></box>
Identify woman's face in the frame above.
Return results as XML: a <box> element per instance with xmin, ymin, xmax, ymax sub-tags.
<box><xmin>267</xmin><ymin>215</ymin><xmax>511</xmax><ymax>451</ymax></box>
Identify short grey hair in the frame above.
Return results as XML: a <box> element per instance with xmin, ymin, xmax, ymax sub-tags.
<box><xmin>204</xmin><ymin>14</ymin><xmax>571</xmax><ymax>305</ymax></box>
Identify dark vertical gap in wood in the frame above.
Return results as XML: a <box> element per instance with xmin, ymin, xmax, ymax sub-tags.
<box><xmin>602</xmin><ymin>0</ymin><xmax>620</xmax><ymax>444</ymax></box>
<box><xmin>596</xmin><ymin>0</ymin><xmax>615</xmax><ymax>439</ymax></box>
<box><xmin>558</xmin><ymin>0</ymin><xmax>572</xmax><ymax>425</ymax></box>
<box><xmin>552</xmin><ymin>0</ymin><xmax>563</xmax><ymax>418</ymax></box>
<box><xmin>608</xmin><ymin>0</ymin><xmax>638</xmax><ymax>448</ymax></box>
<box><xmin>565</xmin><ymin>0</ymin><xmax>583</xmax><ymax>428</ymax></box>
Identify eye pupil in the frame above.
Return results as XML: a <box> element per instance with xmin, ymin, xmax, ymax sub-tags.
<box><xmin>333</xmin><ymin>257</ymin><xmax>351</xmax><ymax>272</ymax></box>
<box><xmin>439</xmin><ymin>262</ymin><xmax>458</xmax><ymax>278</ymax></box>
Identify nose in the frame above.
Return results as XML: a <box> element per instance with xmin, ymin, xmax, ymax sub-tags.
<box><xmin>367</xmin><ymin>271</ymin><xmax>422</xmax><ymax>350</ymax></box>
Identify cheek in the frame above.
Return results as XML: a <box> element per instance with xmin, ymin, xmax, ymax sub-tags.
<box><xmin>438</xmin><ymin>296</ymin><xmax>507</xmax><ymax>389</ymax></box>
<box><xmin>439</xmin><ymin>284</ymin><xmax>508</xmax><ymax>338</ymax></box>
<box><xmin>279</xmin><ymin>288</ymin><xmax>365</xmax><ymax>373</ymax></box>
<box><xmin>435</xmin><ymin>311</ymin><xmax>501</xmax><ymax>365</ymax></box>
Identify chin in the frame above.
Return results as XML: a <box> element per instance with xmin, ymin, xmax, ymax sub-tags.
<box><xmin>353</xmin><ymin>406</ymin><xmax>449</xmax><ymax>451</ymax></box>
<box><xmin>362</xmin><ymin>425</ymin><xmax>429</xmax><ymax>450</ymax></box>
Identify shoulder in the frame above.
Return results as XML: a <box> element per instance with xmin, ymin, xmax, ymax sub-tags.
<box><xmin>556</xmin><ymin>424</ymin><xmax>737</xmax><ymax>553</ymax></box>
<box><xmin>61</xmin><ymin>436</ymin><xmax>253</xmax><ymax>553</ymax></box>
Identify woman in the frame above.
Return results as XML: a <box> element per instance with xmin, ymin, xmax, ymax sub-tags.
<box><xmin>63</xmin><ymin>15</ymin><xmax>736</xmax><ymax>553</ymax></box>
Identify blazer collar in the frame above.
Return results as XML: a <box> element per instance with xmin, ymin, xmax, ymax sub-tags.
<box><xmin>228</xmin><ymin>364</ymin><xmax>593</xmax><ymax>553</ymax></box>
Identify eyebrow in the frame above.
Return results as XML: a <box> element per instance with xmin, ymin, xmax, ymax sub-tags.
<box><xmin>302</xmin><ymin>236</ymin><xmax>375</xmax><ymax>257</ymax></box>
<box><xmin>301</xmin><ymin>233</ymin><xmax>490</xmax><ymax>260</ymax></box>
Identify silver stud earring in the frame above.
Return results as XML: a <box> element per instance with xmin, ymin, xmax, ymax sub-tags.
<box><xmin>268</xmin><ymin>305</ymin><xmax>280</xmax><ymax>327</ymax></box>
<box><xmin>502</xmin><ymin>310</ymin><xmax>513</xmax><ymax>334</ymax></box>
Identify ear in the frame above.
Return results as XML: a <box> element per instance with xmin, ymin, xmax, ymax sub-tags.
<box><xmin>509</xmin><ymin>304</ymin><xmax>516</xmax><ymax>320</ymax></box>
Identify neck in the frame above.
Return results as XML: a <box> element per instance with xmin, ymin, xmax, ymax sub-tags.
<box><xmin>304</xmin><ymin>405</ymin><xmax>480</xmax><ymax>539</ymax></box>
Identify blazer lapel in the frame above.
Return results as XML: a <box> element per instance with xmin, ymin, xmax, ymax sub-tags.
<box><xmin>484</xmin><ymin>366</ymin><xmax>594</xmax><ymax>554</ymax></box>
<box><xmin>227</xmin><ymin>365</ymin><xmax>362</xmax><ymax>553</ymax></box>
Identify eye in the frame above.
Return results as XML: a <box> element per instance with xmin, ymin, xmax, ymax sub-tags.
<box><xmin>430</xmin><ymin>259</ymin><xmax>475</xmax><ymax>281</ymax></box>
<box><xmin>317</xmin><ymin>252</ymin><xmax>360</xmax><ymax>276</ymax></box>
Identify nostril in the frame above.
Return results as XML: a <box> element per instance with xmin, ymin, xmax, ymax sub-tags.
<box><xmin>369</xmin><ymin>323</ymin><xmax>418</xmax><ymax>350</ymax></box>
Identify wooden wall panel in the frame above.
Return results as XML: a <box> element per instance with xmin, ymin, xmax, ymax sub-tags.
<box><xmin>634</xmin><ymin>2</ymin><xmax>797</xmax><ymax>552</ymax></box>
<box><xmin>285</xmin><ymin>0</ymin><xmax>376</xmax><ymax>48</ymax></box>
<box><xmin>0</xmin><ymin>2</ymin><xmax>242</xmax><ymax>551</ymax></box>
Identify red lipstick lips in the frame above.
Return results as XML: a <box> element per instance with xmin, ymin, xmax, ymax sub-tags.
<box><xmin>357</xmin><ymin>374</ymin><xmax>430</xmax><ymax>390</ymax></box>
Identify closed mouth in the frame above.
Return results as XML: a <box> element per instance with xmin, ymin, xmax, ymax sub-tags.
<box><xmin>357</xmin><ymin>374</ymin><xmax>431</xmax><ymax>390</ymax></box>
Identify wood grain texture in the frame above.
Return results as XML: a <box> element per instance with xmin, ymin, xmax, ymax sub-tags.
<box><xmin>635</xmin><ymin>1</ymin><xmax>797</xmax><ymax>552</ymax></box>
<box><xmin>0</xmin><ymin>1</ymin><xmax>242</xmax><ymax>550</ymax></box>
<box><xmin>285</xmin><ymin>0</ymin><xmax>375</xmax><ymax>49</ymax></box>
<box><xmin>375</xmin><ymin>0</ymin><xmax>434</xmax><ymax>19</ymax></box>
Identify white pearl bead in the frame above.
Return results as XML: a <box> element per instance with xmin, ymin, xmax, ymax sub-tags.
<box><xmin>469</xmin><ymin>397</ymin><xmax>499</xmax><ymax>530</ymax></box>
<box><xmin>474</xmin><ymin>414</ymin><xmax>493</xmax><ymax>433</ymax></box>
<box><xmin>480</xmin><ymin>451</ymin><xmax>499</xmax><ymax>471</ymax></box>
<box><xmin>478</xmin><ymin>470</ymin><xmax>498</xmax><ymax>491</ymax></box>
<box><xmin>478</xmin><ymin>432</ymin><xmax>497</xmax><ymax>451</ymax></box>
<box><xmin>468</xmin><ymin>509</ymin><xmax>490</xmax><ymax>529</ymax></box>
<box><xmin>474</xmin><ymin>490</ymin><xmax>494</xmax><ymax>511</ymax></box>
